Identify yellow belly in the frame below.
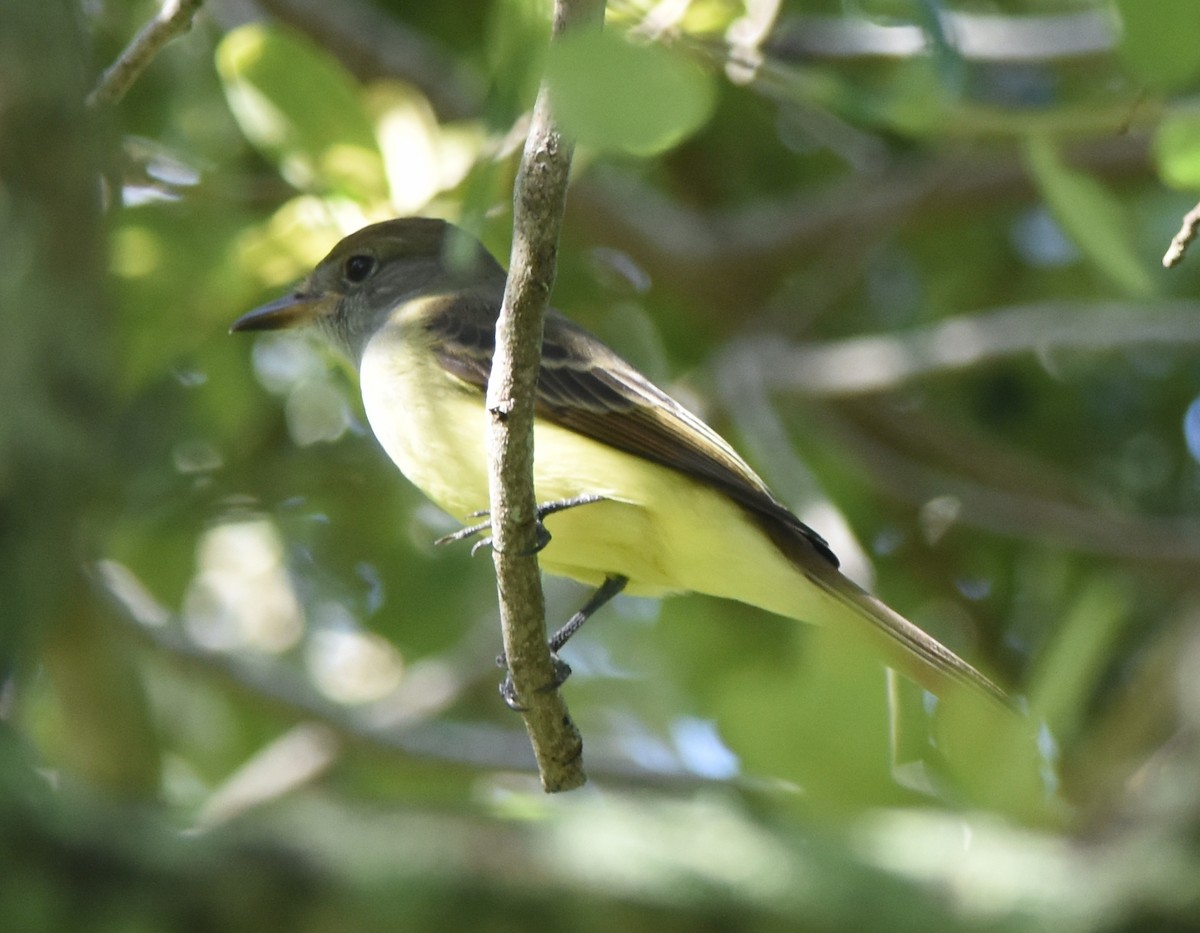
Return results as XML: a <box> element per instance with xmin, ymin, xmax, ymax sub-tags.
<box><xmin>357</xmin><ymin>329</ymin><xmax>827</xmax><ymax>615</ymax></box>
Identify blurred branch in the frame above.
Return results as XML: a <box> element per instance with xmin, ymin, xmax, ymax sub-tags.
<box><xmin>253</xmin><ymin>0</ymin><xmax>481</xmax><ymax>119</ymax></box>
<box><xmin>96</xmin><ymin>557</ymin><xmax>528</xmax><ymax>769</ymax></box>
<box><xmin>87</xmin><ymin>0</ymin><xmax>205</xmax><ymax>108</ymax></box>
<box><xmin>715</xmin><ymin>316</ymin><xmax>1200</xmax><ymax>595</ymax></box>
<box><xmin>1163</xmin><ymin>200</ymin><xmax>1200</xmax><ymax>268</ymax></box>
<box><xmin>486</xmin><ymin>0</ymin><xmax>605</xmax><ymax>794</ymax></box>
<box><xmin>614</xmin><ymin>1</ymin><xmax>1115</xmax><ymax>62</ymax></box>
<box><xmin>196</xmin><ymin>722</ymin><xmax>340</xmax><ymax>828</ymax></box>
<box><xmin>814</xmin><ymin>406</ymin><xmax>1200</xmax><ymax>565</ymax></box>
<box><xmin>718</xmin><ymin>315</ymin><xmax>1200</xmax><ymax>564</ymax></box>
<box><xmin>94</xmin><ymin>559</ymin><xmax>472</xmax><ymax>731</ymax></box>
<box><xmin>762</xmin><ymin>9</ymin><xmax>1115</xmax><ymax>61</ymax></box>
<box><xmin>726</xmin><ymin>300</ymin><xmax>1200</xmax><ymax>397</ymax></box>
<box><xmin>570</xmin><ymin>134</ymin><xmax>1150</xmax><ymax>316</ymax></box>
<box><xmin>94</xmin><ymin>560</ymin><xmax>701</xmax><ymax>788</ymax></box>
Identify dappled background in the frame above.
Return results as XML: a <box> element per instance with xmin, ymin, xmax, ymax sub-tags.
<box><xmin>6</xmin><ymin>0</ymin><xmax>1200</xmax><ymax>929</ymax></box>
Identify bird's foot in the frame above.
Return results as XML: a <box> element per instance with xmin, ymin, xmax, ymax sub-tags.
<box><xmin>496</xmin><ymin>653</ymin><xmax>573</xmax><ymax>712</ymax></box>
<box><xmin>434</xmin><ymin>494</ymin><xmax>607</xmax><ymax>556</ymax></box>
<box><xmin>434</xmin><ymin>510</ymin><xmax>507</xmax><ymax>556</ymax></box>
<box><xmin>495</xmin><ymin>575</ymin><xmax>628</xmax><ymax>710</ymax></box>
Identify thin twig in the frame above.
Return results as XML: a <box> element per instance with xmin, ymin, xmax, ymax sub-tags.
<box><xmin>1163</xmin><ymin>200</ymin><xmax>1200</xmax><ymax>268</ymax></box>
<box><xmin>486</xmin><ymin>0</ymin><xmax>605</xmax><ymax>793</ymax></box>
<box><xmin>87</xmin><ymin>0</ymin><xmax>205</xmax><ymax>109</ymax></box>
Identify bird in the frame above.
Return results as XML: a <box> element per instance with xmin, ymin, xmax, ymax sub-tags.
<box><xmin>231</xmin><ymin>217</ymin><xmax>1006</xmax><ymax>705</ymax></box>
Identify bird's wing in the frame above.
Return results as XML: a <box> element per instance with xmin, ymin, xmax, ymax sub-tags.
<box><xmin>425</xmin><ymin>298</ymin><xmax>838</xmax><ymax>568</ymax></box>
<box><xmin>425</xmin><ymin>294</ymin><xmax>1009</xmax><ymax>704</ymax></box>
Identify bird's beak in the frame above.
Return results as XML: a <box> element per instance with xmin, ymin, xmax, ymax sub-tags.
<box><xmin>230</xmin><ymin>290</ymin><xmax>334</xmax><ymax>333</ymax></box>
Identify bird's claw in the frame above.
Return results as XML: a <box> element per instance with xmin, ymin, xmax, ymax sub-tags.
<box><xmin>435</xmin><ymin>494</ymin><xmax>606</xmax><ymax>555</ymax></box>
<box><xmin>435</xmin><ymin>515</ymin><xmax>549</xmax><ymax>557</ymax></box>
<box><xmin>434</xmin><ymin>511</ymin><xmax>492</xmax><ymax>550</ymax></box>
<box><xmin>497</xmin><ymin>652</ymin><xmax>574</xmax><ymax>712</ymax></box>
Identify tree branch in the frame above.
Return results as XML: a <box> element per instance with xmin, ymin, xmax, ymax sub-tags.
<box><xmin>486</xmin><ymin>0</ymin><xmax>605</xmax><ymax>793</ymax></box>
<box><xmin>87</xmin><ymin>0</ymin><xmax>205</xmax><ymax>109</ymax></box>
<box><xmin>96</xmin><ymin>559</ymin><xmax>716</xmax><ymax>789</ymax></box>
<box><xmin>1163</xmin><ymin>200</ymin><xmax>1200</xmax><ymax>269</ymax></box>
<box><xmin>728</xmin><ymin>300</ymin><xmax>1200</xmax><ymax>398</ymax></box>
<box><xmin>814</xmin><ymin>404</ymin><xmax>1200</xmax><ymax>566</ymax></box>
<box><xmin>569</xmin><ymin>133</ymin><xmax>1149</xmax><ymax>317</ymax></box>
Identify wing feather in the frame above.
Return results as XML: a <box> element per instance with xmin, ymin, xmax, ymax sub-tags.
<box><xmin>426</xmin><ymin>298</ymin><xmax>838</xmax><ymax>567</ymax></box>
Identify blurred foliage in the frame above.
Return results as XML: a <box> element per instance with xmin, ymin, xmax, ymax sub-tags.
<box><xmin>8</xmin><ymin>0</ymin><xmax>1200</xmax><ymax>930</ymax></box>
<box><xmin>547</xmin><ymin>28</ymin><xmax>717</xmax><ymax>154</ymax></box>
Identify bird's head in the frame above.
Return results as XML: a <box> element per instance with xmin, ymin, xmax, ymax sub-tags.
<box><xmin>231</xmin><ymin>217</ymin><xmax>502</xmax><ymax>361</ymax></box>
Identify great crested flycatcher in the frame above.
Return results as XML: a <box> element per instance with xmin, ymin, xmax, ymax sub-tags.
<box><xmin>232</xmin><ymin>217</ymin><xmax>1005</xmax><ymax>703</ymax></box>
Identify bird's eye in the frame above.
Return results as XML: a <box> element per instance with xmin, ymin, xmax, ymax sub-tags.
<box><xmin>343</xmin><ymin>254</ymin><xmax>377</xmax><ymax>284</ymax></box>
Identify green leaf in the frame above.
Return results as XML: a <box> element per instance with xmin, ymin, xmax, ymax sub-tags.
<box><xmin>216</xmin><ymin>24</ymin><xmax>387</xmax><ymax>202</ymax></box>
<box><xmin>1153</xmin><ymin>110</ymin><xmax>1200</xmax><ymax>190</ymax></box>
<box><xmin>1024</xmin><ymin>136</ymin><xmax>1154</xmax><ymax>295</ymax></box>
<box><xmin>547</xmin><ymin>31</ymin><xmax>715</xmax><ymax>156</ymax></box>
<box><xmin>1115</xmin><ymin>0</ymin><xmax>1200</xmax><ymax>91</ymax></box>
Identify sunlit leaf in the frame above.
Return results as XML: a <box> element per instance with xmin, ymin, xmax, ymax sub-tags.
<box><xmin>682</xmin><ymin>0</ymin><xmax>748</xmax><ymax>35</ymax></box>
<box><xmin>234</xmin><ymin>195</ymin><xmax>371</xmax><ymax>291</ymax></box>
<box><xmin>364</xmin><ymin>82</ymin><xmax>444</xmax><ymax>214</ymax></box>
<box><xmin>1024</xmin><ymin>136</ymin><xmax>1154</xmax><ymax>295</ymax></box>
<box><xmin>216</xmin><ymin>24</ymin><xmax>387</xmax><ymax>202</ymax></box>
<box><xmin>547</xmin><ymin>30</ymin><xmax>715</xmax><ymax>156</ymax></box>
<box><xmin>607</xmin><ymin>0</ymin><xmax>747</xmax><ymax>35</ymax></box>
<box><xmin>1153</xmin><ymin>110</ymin><xmax>1200</xmax><ymax>190</ymax></box>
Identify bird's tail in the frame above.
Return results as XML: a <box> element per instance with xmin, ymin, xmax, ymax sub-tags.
<box><xmin>806</xmin><ymin>567</ymin><xmax>1009</xmax><ymax>707</ymax></box>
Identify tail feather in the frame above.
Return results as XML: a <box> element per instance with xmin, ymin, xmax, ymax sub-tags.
<box><xmin>809</xmin><ymin>570</ymin><xmax>1009</xmax><ymax>707</ymax></box>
